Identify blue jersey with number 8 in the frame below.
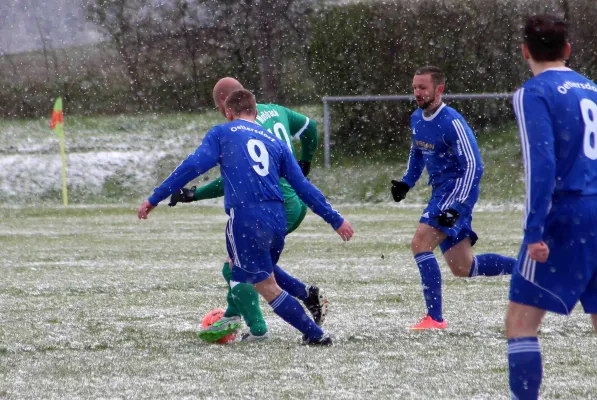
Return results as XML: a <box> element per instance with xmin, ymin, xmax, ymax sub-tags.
<box><xmin>513</xmin><ymin>67</ymin><xmax>597</xmax><ymax>244</ymax></box>
<box><xmin>148</xmin><ymin>119</ymin><xmax>343</xmax><ymax>229</ymax></box>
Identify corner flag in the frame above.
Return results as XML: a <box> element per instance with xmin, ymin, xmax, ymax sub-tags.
<box><xmin>50</xmin><ymin>97</ymin><xmax>68</xmax><ymax>206</ymax></box>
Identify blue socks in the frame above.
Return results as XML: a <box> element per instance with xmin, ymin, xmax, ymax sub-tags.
<box><xmin>414</xmin><ymin>252</ymin><xmax>443</xmax><ymax>322</ymax></box>
<box><xmin>273</xmin><ymin>265</ymin><xmax>308</xmax><ymax>301</ymax></box>
<box><xmin>269</xmin><ymin>290</ymin><xmax>324</xmax><ymax>340</ymax></box>
<box><xmin>469</xmin><ymin>254</ymin><xmax>515</xmax><ymax>277</ymax></box>
<box><xmin>414</xmin><ymin>251</ymin><xmax>514</xmax><ymax>321</ymax></box>
<box><xmin>508</xmin><ymin>337</ymin><xmax>542</xmax><ymax>400</ymax></box>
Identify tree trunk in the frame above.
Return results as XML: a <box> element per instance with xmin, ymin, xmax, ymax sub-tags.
<box><xmin>253</xmin><ymin>0</ymin><xmax>282</xmax><ymax>103</ymax></box>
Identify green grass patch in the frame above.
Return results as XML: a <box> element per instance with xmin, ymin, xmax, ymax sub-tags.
<box><xmin>0</xmin><ymin>204</ymin><xmax>594</xmax><ymax>398</ymax></box>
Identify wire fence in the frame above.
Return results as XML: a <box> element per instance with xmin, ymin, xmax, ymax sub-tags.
<box><xmin>322</xmin><ymin>93</ymin><xmax>514</xmax><ymax>168</ymax></box>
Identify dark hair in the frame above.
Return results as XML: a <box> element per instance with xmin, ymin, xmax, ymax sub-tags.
<box><xmin>523</xmin><ymin>14</ymin><xmax>568</xmax><ymax>62</ymax></box>
<box><xmin>414</xmin><ymin>66</ymin><xmax>445</xmax><ymax>86</ymax></box>
<box><xmin>224</xmin><ymin>89</ymin><xmax>257</xmax><ymax>116</ymax></box>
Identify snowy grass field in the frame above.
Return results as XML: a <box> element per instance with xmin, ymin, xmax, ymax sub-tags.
<box><xmin>0</xmin><ymin>107</ymin><xmax>525</xmax><ymax>205</ymax></box>
<box><xmin>1</xmin><ymin>203</ymin><xmax>596</xmax><ymax>399</ymax></box>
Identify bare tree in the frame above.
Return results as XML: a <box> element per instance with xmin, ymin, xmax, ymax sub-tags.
<box><xmin>24</xmin><ymin>0</ymin><xmax>61</xmax><ymax>84</ymax></box>
<box><xmin>198</xmin><ymin>0</ymin><xmax>314</xmax><ymax>103</ymax></box>
<box><xmin>86</xmin><ymin>0</ymin><xmax>148</xmax><ymax>107</ymax></box>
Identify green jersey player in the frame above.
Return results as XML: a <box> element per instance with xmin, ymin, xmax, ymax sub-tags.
<box><xmin>169</xmin><ymin>78</ymin><xmax>328</xmax><ymax>342</ymax></box>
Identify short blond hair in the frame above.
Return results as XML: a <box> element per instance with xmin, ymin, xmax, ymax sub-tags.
<box><xmin>224</xmin><ymin>89</ymin><xmax>257</xmax><ymax>116</ymax></box>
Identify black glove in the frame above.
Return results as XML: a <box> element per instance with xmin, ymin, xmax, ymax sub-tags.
<box><xmin>168</xmin><ymin>186</ymin><xmax>196</xmax><ymax>207</ymax></box>
<box><xmin>390</xmin><ymin>180</ymin><xmax>410</xmax><ymax>202</ymax></box>
<box><xmin>435</xmin><ymin>208</ymin><xmax>460</xmax><ymax>227</ymax></box>
<box><xmin>298</xmin><ymin>160</ymin><xmax>311</xmax><ymax>177</ymax></box>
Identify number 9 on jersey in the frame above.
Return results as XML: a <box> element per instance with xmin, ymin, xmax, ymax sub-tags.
<box><xmin>247</xmin><ymin>139</ymin><xmax>270</xmax><ymax>176</ymax></box>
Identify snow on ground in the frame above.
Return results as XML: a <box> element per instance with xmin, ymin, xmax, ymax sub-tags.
<box><xmin>1</xmin><ymin>205</ymin><xmax>594</xmax><ymax>399</ymax></box>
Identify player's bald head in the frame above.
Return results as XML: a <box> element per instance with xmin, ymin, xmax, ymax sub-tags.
<box><xmin>213</xmin><ymin>77</ymin><xmax>244</xmax><ymax>116</ymax></box>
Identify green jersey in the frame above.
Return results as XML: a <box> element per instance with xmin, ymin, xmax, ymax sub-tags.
<box><xmin>255</xmin><ymin>103</ymin><xmax>316</xmax><ymax>159</ymax></box>
<box><xmin>193</xmin><ymin>104</ymin><xmax>319</xmax><ymax>203</ymax></box>
<box><xmin>255</xmin><ymin>104</ymin><xmax>318</xmax><ymax>201</ymax></box>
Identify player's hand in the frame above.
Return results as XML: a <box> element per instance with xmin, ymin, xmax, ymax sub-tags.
<box><xmin>528</xmin><ymin>241</ymin><xmax>549</xmax><ymax>263</ymax></box>
<box><xmin>168</xmin><ymin>186</ymin><xmax>196</xmax><ymax>207</ymax></box>
<box><xmin>138</xmin><ymin>199</ymin><xmax>155</xmax><ymax>220</ymax></box>
<box><xmin>391</xmin><ymin>180</ymin><xmax>410</xmax><ymax>202</ymax></box>
<box><xmin>335</xmin><ymin>220</ymin><xmax>354</xmax><ymax>242</ymax></box>
<box><xmin>298</xmin><ymin>161</ymin><xmax>311</xmax><ymax>177</ymax></box>
<box><xmin>435</xmin><ymin>208</ymin><xmax>460</xmax><ymax>227</ymax></box>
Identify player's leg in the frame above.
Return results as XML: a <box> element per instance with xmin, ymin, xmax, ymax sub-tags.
<box><xmin>199</xmin><ymin>258</ymin><xmax>268</xmax><ymax>343</ymax></box>
<box><xmin>469</xmin><ymin>253</ymin><xmax>515</xmax><ymax>276</ymax></box>
<box><xmin>442</xmin><ymin>237</ymin><xmax>515</xmax><ymax>277</ymax></box>
<box><xmin>221</xmin><ymin>259</ymin><xmax>240</xmax><ymax>318</ymax></box>
<box><xmin>226</xmin><ymin>261</ymin><xmax>269</xmax><ymax>339</ymax></box>
<box><xmin>275</xmin><ymin>196</ymin><xmax>328</xmax><ymax>325</ymax></box>
<box><xmin>253</xmin><ymin>273</ymin><xmax>329</xmax><ymax>345</ymax></box>
<box><xmin>441</xmin><ymin>237</ymin><xmax>474</xmax><ymax>277</ymax></box>
<box><xmin>505</xmin><ymin>301</ymin><xmax>546</xmax><ymax>400</ymax></box>
<box><xmin>272</xmin><ymin>265</ymin><xmax>328</xmax><ymax>324</ymax></box>
<box><xmin>270</xmin><ymin>226</ymin><xmax>331</xmax><ymax>345</ymax></box>
<box><xmin>440</xmin><ymin>209</ymin><xmax>514</xmax><ymax>277</ymax></box>
<box><xmin>506</xmin><ymin>196</ymin><xmax>593</xmax><ymax>399</ymax></box>
<box><xmin>410</xmin><ymin>222</ymin><xmax>447</xmax><ymax>329</ymax></box>
<box><xmin>198</xmin><ymin>258</ymin><xmax>243</xmax><ymax>343</ymax></box>
<box><xmin>579</xmin><ymin>257</ymin><xmax>597</xmax><ymax>333</ymax></box>
<box><xmin>199</xmin><ymin>208</ymin><xmax>270</xmax><ymax>343</ymax></box>
<box><xmin>229</xmin><ymin>205</ymin><xmax>330</xmax><ymax>345</ymax></box>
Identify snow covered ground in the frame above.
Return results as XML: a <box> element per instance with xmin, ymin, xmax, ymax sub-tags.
<box><xmin>1</xmin><ymin>205</ymin><xmax>595</xmax><ymax>399</ymax></box>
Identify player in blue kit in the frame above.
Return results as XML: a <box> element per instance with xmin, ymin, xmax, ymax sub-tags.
<box><xmin>170</xmin><ymin>77</ymin><xmax>329</xmax><ymax>344</ymax></box>
<box><xmin>506</xmin><ymin>15</ymin><xmax>597</xmax><ymax>399</ymax></box>
<box><xmin>138</xmin><ymin>89</ymin><xmax>354</xmax><ymax>345</ymax></box>
<box><xmin>391</xmin><ymin>66</ymin><xmax>516</xmax><ymax>330</ymax></box>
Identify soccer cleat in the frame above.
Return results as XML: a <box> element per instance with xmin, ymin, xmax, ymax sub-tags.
<box><xmin>303</xmin><ymin>286</ymin><xmax>329</xmax><ymax>326</ymax></box>
<box><xmin>240</xmin><ymin>331</ymin><xmax>270</xmax><ymax>343</ymax></box>
<box><xmin>198</xmin><ymin>316</ymin><xmax>241</xmax><ymax>343</ymax></box>
<box><xmin>302</xmin><ymin>332</ymin><xmax>333</xmax><ymax>346</ymax></box>
<box><xmin>410</xmin><ymin>315</ymin><xmax>447</xmax><ymax>330</ymax></box>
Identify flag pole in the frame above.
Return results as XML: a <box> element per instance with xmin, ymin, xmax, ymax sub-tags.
<box><xmin>59</xmin><ymin>131</ymin><xmax>68</xmax><ymax>207</ymax></box>
<box><xmin>50</xmin><ymin>97</ymin><xmax>68</xmax><ymax>206</ymax></box>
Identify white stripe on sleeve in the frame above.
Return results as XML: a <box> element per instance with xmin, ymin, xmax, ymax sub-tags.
<box><xmin>293</xmin><ymin>117</ymin><xmax>310</xmax><ymax>140</ymax></box>
<box><xmin>513</xmin><ymin>89</ymin><xmax>531</xmax><ymax>229</ymax></box>
<box><xmin>452</xmin><ymin>119</ymin><xmax>476</xmax><ymax>203</ymax></box>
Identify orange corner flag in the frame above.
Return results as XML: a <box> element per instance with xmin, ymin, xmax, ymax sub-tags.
<box><xmin>50</xmin><ymin>97</ymin><xmax>64</xmax><ymax>136</ymax></box>
<box><xmin>50</xmin><ymin>97</ymin><xmax>68</xmax><ymax>206</ymax></box>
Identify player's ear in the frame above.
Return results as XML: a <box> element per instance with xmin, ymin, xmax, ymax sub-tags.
<box><xmin>436</xmin><ymin>84</ymin><xmax>445</xmax><ymax>96</ymax></box>
<box><xmin>521</xmin><ymin>43</ymin><xmax>530</xmax><ymax>61</ymax></box>
<box><xmin>253</xmin><ymin>109</ymin><xmax>258</xmax><ymax>119</ymax></box>
<box><xmin>563</xmin><ymin>42</ymin><xmax>571</xmax><ymax>61</ymax></box>
<box><xmin>225</xmin><ymin>108</ymin><xmax>234</xmax><ymax>121</ymax></box>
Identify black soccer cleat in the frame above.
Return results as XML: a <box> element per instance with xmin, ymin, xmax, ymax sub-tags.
<box><xmin>303</xmin><ymin>286</ymin><xmax>329</xmax><ymax>326</ymax></box>
<box><xmin>302</xmin><ymin>332</ymin><xmax>333</xmax><ymax>346</ymax></box>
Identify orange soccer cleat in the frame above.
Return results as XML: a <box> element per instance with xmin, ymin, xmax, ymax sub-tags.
<box><xmin>410</xmin><ymin>315</ymin><xmax>448</xmax><ymax>330</ymax></box>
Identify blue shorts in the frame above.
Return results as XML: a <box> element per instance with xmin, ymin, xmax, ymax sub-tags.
<box><xmin>226</xmin><ymin>202</ymin><xmax>287</xmax><ymax>284</ymax></box>
<box><xmin>420</xmin><ymin>182</ymin><xmax>479</xmax><ymax>253</ymax></box>
<box><xmin>509</xmin><ymin>195</ymin><xmax>597</xmax><ymax>315</ymax></box>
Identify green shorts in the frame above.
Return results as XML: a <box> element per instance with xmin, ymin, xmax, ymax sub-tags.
<box><xmin>284</xmin><ymin>194</ymin><xmax>307</xmax><ymax>235</ymax></box>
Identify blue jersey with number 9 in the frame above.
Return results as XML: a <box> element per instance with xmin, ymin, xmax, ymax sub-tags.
<box><xmin>513</xmin><ymin>67</ymin><xmax>597</xmax><ymax>244</ymax></box>
<box><xmin>148</xmin><ymin>118</ymin><xmax>343</xmax><ymax>229</ymax></box>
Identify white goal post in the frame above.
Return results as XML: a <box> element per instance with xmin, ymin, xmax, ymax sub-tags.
<box><xmin>322</xmin><ymin>93</ymin><xmax>514</xmax><ymax>168</ymax></box>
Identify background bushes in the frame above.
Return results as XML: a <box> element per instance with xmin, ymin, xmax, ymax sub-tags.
<box><xmin>1</xmin><ymin>0</ymin><xmax>595</xmax><ymax>153</ymax></box>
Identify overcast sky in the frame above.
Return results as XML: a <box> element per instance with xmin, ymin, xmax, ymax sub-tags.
<box><xmin>0</xmin><ymin>0</ymin><xmax>101</xmax><ymax>54</ymax></box>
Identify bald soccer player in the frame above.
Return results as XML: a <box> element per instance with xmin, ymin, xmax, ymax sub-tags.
<box><xmin>169</xmin><ymin>78</ymin><xmax>328</xmax><ymax>343</ymax></box>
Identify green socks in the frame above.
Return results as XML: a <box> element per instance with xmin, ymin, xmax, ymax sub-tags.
<box><xmin>222</xmin><ymin>263</ymin><xmax>240</xmax><ymax>317</ymax></box>
<box><xmin>221</xmin><ymin>262</ymin><xmax>268</xmax><ymax>336</ymax></box>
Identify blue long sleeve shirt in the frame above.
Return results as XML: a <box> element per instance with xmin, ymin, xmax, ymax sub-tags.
<box><xmin>147</xmin><ymin>119</ymin><xmax>344</xmax><ymax>230</ymax></box>
<box><xmin>402</xmin><ymin>104</ymin><xmax>484</xmax><ymax>215</ymax></box>
<box><xmin>513</xmin><ymin>67</ymin><xmax>597</xmax><ymax>244</ymax></box>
